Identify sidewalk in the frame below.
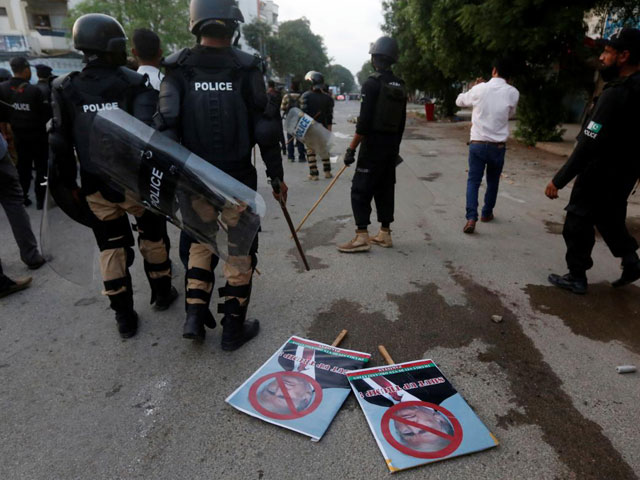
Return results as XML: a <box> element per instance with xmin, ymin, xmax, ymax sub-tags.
<box><xmin>535</xmin><ymin>124</ymin><xmax>580</xmax><ymax>157</ymax></box>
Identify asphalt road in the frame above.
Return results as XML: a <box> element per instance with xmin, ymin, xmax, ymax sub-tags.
<box><xmin>1</xmin><ymin>101</ymin><xmax>639</xmax><ymax>480</ymax></box>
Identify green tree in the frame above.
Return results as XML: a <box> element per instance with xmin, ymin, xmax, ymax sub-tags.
<box><xmin>68</xmin><ymin>0</ymin><xmax>192</xmax><ymax>53</ymax></box>
<box><xmin>242</xmin><ymin>19</ymin><xmax>272</xmax><ymax>57</ymax></box>
<box><xmin>383</xmin><ymin>0</ymin><xmax>638</xmax><ymax>142</ymax></box>
<box><xmin>326</xmin><ymin>64</ymin><xmax>355</xmax><ymax>93</ymax></box>
<box><xmin>357</xmin><ymin>61</ymin><xmax>374</xmax><ymax>87</ymax></box>
<box><xmin>268</xmin><ymin>18</ymin><xmax>329</xmax><ymax>81</ymax></box>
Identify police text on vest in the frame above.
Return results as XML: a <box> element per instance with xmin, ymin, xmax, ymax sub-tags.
<box><xmin>194</xmin><ymin>82</ymin><xmax>233</xmax><ymax>92</ymax></box>
<box><xmin>82</xmin><ymin>102</ymin><xmax>119</xmax><ymax>113</ymax></box>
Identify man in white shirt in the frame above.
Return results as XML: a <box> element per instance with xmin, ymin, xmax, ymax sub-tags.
<box><xmin>456</xmin><ymin>59</ymin><xmax>519</xmax><ymax>234</ymax></box>
<box><xmin>132</xmin><ymin>29</ymin><xmax>164</xmax><ymax>91</ymax></box>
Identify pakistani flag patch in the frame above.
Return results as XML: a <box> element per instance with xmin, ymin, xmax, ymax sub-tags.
<box><xmin>587</xmin><ymin>121</ymin><xmax>602</xmax><ymax>133</ymax></box>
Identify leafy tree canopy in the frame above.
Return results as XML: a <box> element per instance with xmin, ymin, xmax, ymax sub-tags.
<box><xmin>357</xmin><ymin>61</ymin><xmax>374</xmax><ymax>87</ymax></box>
<box><xmin>68</xmin><ymin>0</ymin><xmax>192</xmax><ymax>53</ymax></box>
<box><xmin>268</xmin><ymin>18</ymin><xmax>329</xmax><ymax>81</ymax></box>
<box><xmin>326</xmin><ymin>64</ymin><xmax>356</xmax><ymax>93</ymax></box>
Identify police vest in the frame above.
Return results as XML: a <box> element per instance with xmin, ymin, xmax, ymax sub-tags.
<box><xmin>0</xmin><ymin>80</ymin><xmax>43</xmax><ymax>130</ymax></box>
<box><xmin>174</xmin><ymin>50</ymin><xmax>253</xmax><ymax>171</ymax></box>
<box><xmin>54</xmin><ymin>67</ymin><xmax>150</xmax><ymax>199</ymax></box>
<box><xmin>370</xmin><ymin>72</ymin><xmax>406</xmax><ymax>133</ymax></box>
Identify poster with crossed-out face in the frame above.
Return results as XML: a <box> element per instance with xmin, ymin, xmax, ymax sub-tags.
<box><xmin>348</xmin><ymin>359</ymin><xmax>498</xmax><ymax>473</ymax></box>
<box><xmin>226</xmin><ymin>336</ymin><xmax>371</xmax><ymax>441</ymax></box>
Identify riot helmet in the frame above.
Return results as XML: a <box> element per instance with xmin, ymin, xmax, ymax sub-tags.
<box><xmin>190</xmin><ymin>0</ymin><xmax>244</xmax><ymax>36</ymax></box>
<box><xmin>72</xmin><ymin>14</ymin><xmax>127</xmax><ymax>55</ymax></box>
<box><xmin>0</xmin><ymin>68</ymin><xmax>11</xmax><ymax>82</ymax></box>
<box><xmin>305</xmin><ymin>71</ymin><xmax>325</xmax><ymax>90</ymax></box>
<box><xmin>369</xmin><ymin>36</ymin><xmax>399</xmax><ymax>64</ymax></box>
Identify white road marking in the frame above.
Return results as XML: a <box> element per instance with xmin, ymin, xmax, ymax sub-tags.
<box><xmin>499</xmin><ymin>192</ymin><xmax>526</xmax><ymax>204</ymax></box>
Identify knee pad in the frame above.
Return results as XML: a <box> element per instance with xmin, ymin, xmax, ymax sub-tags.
<box><xmin>93</xmin><ymin>216</ymin><xmax>134</xmax><ymax>252</ymax></box>
<box><xmin>136</xmin><ymin>210</ymin><xmax>166</xmax><ymax>242</ymax></box>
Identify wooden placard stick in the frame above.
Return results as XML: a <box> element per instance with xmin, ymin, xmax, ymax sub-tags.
<box><xmin>292</xmin><ymin>163</ymin><xmax>348</xmax><ymax>236</ymax></box>
<box><xmin>331</xmin><ymin>329</ymin><xmax>348</xmax><ymax>347</ymax></box>
<box><xmin>378</xmin><ymin>345</ymin><xmax>395</xmax><ymax>366</ymax></box>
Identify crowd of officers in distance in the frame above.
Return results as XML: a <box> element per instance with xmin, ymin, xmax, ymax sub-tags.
<box><xmin>0</xmin><ymin>0</ymin><xmax>638</xmax><ymax>352</ymax></box>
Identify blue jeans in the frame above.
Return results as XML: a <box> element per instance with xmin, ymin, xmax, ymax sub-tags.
<box><xmin>465</xmin><ymin>143</ymin><xmax>506</xmax><ymax>221</ymax></box>
<box><xmin>286</xmin><ymin>133</ymin><xmax>306</xmax><ymax>160</ymax></box>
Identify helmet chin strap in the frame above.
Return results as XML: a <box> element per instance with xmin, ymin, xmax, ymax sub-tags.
<box><xmin>233</xmin><ymin>26</ymin><xmax>241</xmax><ymax>47</ymax></box>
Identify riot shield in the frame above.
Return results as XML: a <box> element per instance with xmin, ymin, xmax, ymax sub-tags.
<box><xmin>285</xmin><ymin>107</ymin><xmax>335</xmax><ymax>159</ymax></box>
<box><xmin>89</xmin><ymin>108</ymin><xmax>266</xmax><ymax>261</ymax></box>
<box><xmin>41</xmin><ymin>166</ymin><xmax>100</xmax><ymax>286</ymax></box>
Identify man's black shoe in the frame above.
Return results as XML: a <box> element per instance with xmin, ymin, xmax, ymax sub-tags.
<box><xmin>548</xmin><ymin>273</ymin><xmax>587</xmax><ymax>295</ymax></box>
<box><xmin>154</xmin><ymin>286</ymin><xmax>178</xmax><ymax>311</ymax></box>
<box><xmin>116</xmin><ymin>310</ymin><xmax>138</xmax><ymax>339</ymax></box>
<box><xmin>612</xmin><ymin>262</ymin><xmax>640</xmax><ymax>288</ymax></box>
<box><xmin>27</xmin><ymin>256</ymin><xmax>46</xmax><ymax>270</ymax></box>
<box><xmin>0</xmin><ymin>277</ymin><xmax>32</xmax><ymax>299</ymax></box>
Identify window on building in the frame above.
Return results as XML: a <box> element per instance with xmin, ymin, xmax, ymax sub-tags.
<box><xmin>0</xmin><ymin>7</ymin><xmax>7</xmax><ymax>16</ymax></box>
<box><xmin>33</xmin><ymin>14</ymin><xmax>51</xmax><ymax>29</ymax></box>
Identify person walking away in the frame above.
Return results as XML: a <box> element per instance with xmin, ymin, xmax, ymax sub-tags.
<box><xmin>456</xmin><ymin>58</ymin><xmax>519</xmax><ymax>234</ymax></box>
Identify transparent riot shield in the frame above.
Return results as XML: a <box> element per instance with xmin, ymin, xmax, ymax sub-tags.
<box><xmin>285</xmin><ymin>107</ymin><xmax>335</xmax><ymax>159</ymax></box>
<box><xmin>40</xmin><ymin>165</ymin><xmax>100</xmax><ymax>286</ymax></box>
<box><xmin>89</xmin><ymin>109</ymin><xmax>266</xmax><ymax>261</ymax></box>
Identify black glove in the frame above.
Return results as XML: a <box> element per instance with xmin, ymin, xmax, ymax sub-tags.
<box><xmin>344</xmin><ymin>147</ymin><xmax>356</xmax><ymax>166</ymax></box>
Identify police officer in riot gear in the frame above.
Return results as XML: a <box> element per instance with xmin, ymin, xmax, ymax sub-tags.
<box><xmin>0</xmin><ymin>57</ymin><xmax>49</xmax><ymax>209</ymax></box>
<box><xmin>301</xmin><ymin>70</ymin><xmax>334</xmax><ymax>180</ymax></box>
<box><xmin>338</xmin><ymin>36</ymin><xmax>407</xmax><ymax>253</ymax></box>
<box><xmin>35</xmin><ymin>64</ymin><xmax>55</xmax><ymax>122</ymax></box>
<box><xmin>49</xmin><ymin>13</ymin><xmax>178</xmax><ymax>338</ymax></box>
<box><xmin>281</xmin><ymin>80</ymin><xmax>306</xmax><ymax>162</ymax></box>
<box><xmin>156</xmin><ymin>0</ymin><xmax>287</xmax><ymax>350</ymax></box>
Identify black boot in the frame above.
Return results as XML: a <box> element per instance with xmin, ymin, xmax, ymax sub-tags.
<box><xmin>109</xmin><ymin>290</ymin><xmax>138</xmax><ymax>338</ymax></box>
<box><xmin>149</xmin><ymin>276</ymin><xmax>179</xmax><ymax>311</ymax></box>
<box><xmin>220</xmin><ymin>298</ymin><xmax>259</xmax><ymax>351</ymax></box>
<box><xmin>548</xmin><ymin>273</ymin><xmax>587</xmax><ymax>295</ymax></box>
<box><xmin>183</xmin><ymin>304</ymin><xmax>216</xmax><ymax>341</ymax></box>
<box><xmin>612</xmin><ymin>260</ymin><xmax>640</xmax><ymax>288</ymax></box>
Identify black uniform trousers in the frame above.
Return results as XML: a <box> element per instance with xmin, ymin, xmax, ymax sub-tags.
<box><xmin>13</xmin><ymin>128</ymin><xmax>48</xmax><ymax>204</ymax></box>
<box><xmin>563</xmin><ymin>205</ymin><xmax>639</xmax><ymax>277</ymax></box>
<box><xmin>351</xmin><ymin>151</ymin><xmax>396</xmax><ymax>229</ymax></box>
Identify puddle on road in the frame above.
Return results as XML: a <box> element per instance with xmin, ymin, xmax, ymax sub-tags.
<box><xmin>308</xmin><ymin>269</ymin><xmax>636</xmax><ymax>480</ymax></box>
<box><xmin>419</xmin><ymin>173</ymin><xmax>442</xmax><ymax>182</ymax></box>
<box><xmin>526</xmin><ymin>283</ymin><xmax>640</xmax><ymax>355</ymax></box>
<box><xmin>287</xmin><ymin>215</ymin><xmax>352</xmax><ymax>273</ymax></box>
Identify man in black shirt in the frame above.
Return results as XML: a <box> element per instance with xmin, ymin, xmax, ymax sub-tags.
<box><xmin>338</xmin><ymin>37</ymin><xmax>406</xmax><ymax>253</ymax></box>
<box><xmin>0</xmin><ymin>57</ymin><xmax>49</xmax><ymax>208</ymax></box>
<box><xmin>301</xmin><ymin>71</ymin><xmax>334</xmax><ymax>180</ymax></box>
<box><xmin>546</xmin><ymin>28</ymin><xmax>640</xmax><ymax>294</ymax></box>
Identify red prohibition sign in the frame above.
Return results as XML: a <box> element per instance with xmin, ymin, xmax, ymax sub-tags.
<box><xmin>381</xmin><ymin>401</ymin><xmax>463</xmax><ymax>459</ymax></box>
<box><xmin>248</xmin><ymin>371</ymin><xmax>323</xmax><ymax>420</ymax></box>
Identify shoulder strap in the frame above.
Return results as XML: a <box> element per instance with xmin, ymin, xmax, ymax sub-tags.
<box><xmin>163</xmin><ymin>48</ymin><xmax>192</xmax><ymax>69</ymax></box>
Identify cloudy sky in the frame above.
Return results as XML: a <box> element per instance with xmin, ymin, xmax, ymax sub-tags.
<box><xmin>275</xmin><ymin>0</ymin><xmax>385</xmax><ymax>76</ymax></box>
